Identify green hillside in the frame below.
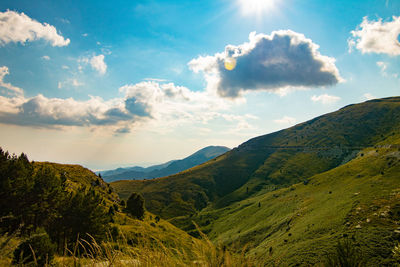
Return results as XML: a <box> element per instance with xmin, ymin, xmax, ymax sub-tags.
<box><xmin>34</xmin><ymin>162</ymin><xmax>120</xmax><ymax>205</ymax></box>
<box><xmin>2</xmin><ymin>97</ymin><xmax>400</xmax><ymax>266</ymax></box>
<box><xmin>111</xmin><ymin>97</ymin><xmax>400</xmax><ymax>220</ymax></box>
<box><xmin>187</xmin><ymin>142</ymin><xmax>400</xmax><ymax>265</ymax></box>
<box><xmin>0</xmin><ymin>151</ymin><xmax>221</xmax><ymax>266</ymax></box>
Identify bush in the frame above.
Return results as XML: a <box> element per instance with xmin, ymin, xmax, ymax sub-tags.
<box><xmin>13</xmin><ymin>229</ymin><xmax>56</xmax><ymax>266</ymax></box>
<box><xmin>324</xmin><ymin>237</ymin><xmax>364</xmax><ymax>267</ymax></box>
<box><xmin>126</xmin><ymin>193</ymin><xmax>145</xmax><ymax>220</ymax></box>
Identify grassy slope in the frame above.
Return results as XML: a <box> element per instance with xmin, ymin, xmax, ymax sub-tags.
<box><xmin>34</xmin><ymin>162</ymin><xmax>120</xmax><ymax>205</ymax></box>
<box><xmin>32</xmin><ymin>162</ymin><xmax>201</xmax><ymax>252</ymax></box>
<box><xmin>112</xmin><ymin>97</ymin><xmax>400</xmax><ymax>219</ymax></box>
<box><xmin>190</xmin><ymin>138</ymin><xmax>400</xmax><ymax>265</ymax></box>
<box><xmin>1</xmin><ymin>162</ymin><xmax>208</xmax><ymax>266</ymax></box>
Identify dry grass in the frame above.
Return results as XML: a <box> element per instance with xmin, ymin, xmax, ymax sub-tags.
<box><xmin>53</xmin><ymin>224</ymin><xmax>261</xmax><ymax>267</ymax></box>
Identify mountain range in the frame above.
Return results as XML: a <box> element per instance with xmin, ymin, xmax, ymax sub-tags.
<box><xmin>111</xmin><ymin>97</ymin><xmax>400</xmax><ymax>265</ymax></box>
<box><xmin>100</xmin><ymin>145</ymin><xmax>230</xmax><ymax>182</ymax></box>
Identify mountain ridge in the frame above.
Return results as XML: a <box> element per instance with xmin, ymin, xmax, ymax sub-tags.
<box><xmin>101</xmin><ymin>145</ymin><xmax>230</xmax><ymax>182</ymax></box>
<box><xmin>111</xmin><ymin>96</ymin><xmax>400</xmax><ymax>218</ymax></box>
<box><xmin>110</xmin><ymin>96</ymin><xmax>400</xmax><ymax>265</ymax></box>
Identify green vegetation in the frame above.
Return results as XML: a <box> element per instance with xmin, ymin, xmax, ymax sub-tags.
<box><xmin>112</xmin><ymin>97</ymin><xmax>400</xmax><ymax>219</ymax></box>
<box><xmin>111</xmin><ymin>97</ymin><xmax>400</xmax><ymax>265</ymax></box>
<box><xmin>2</xmin><ymin>97</ymin><xmax>400</xmax><ymax>265</ymax></box>
<box><xmin>13</xmin><ymin>229</ymin><xmax>56</xmax><ymax>266</ymax></box>
<box><xmin>0</xmin><ymin>148</ymin><xmax>252</xmax><ymax>266</ymax></box>
<box><xmin>324</xmin><ymin>237</ymin><xmax>365</xmax><ymax>267</ymax></box>
<box><xmin>126</xmin><ymin>193</ymin><xmax>145</xmax><ymax>220</ymax></box>
<box><xmin>0</xmin><ymin>149</ymin><xmax>113</xmax><ymax>260</ymax></box>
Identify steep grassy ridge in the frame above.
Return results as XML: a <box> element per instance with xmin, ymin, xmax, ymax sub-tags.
<box><xmin>187</xmin><ymin>141</ymin><xmax>400</xmax><ymax>265</ymax></box>
<box><xmin>112</xmin><ymin>97</ymin><xmax>400</xmax><ymax>219</ymax></box>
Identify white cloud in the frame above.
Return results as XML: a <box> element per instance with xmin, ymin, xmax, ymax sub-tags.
<box><xmin>311</xmin><ymin>94</ymin><xmax>341</xmax><ymax>104</ymax></box>
<box><xmin>273</xmin><ymin>116</ymin><xmax>296</xmax><ymax>125</ymax></box>
<box><xmin>0</xmin><ymin>66</ymin><xmax>23</xmax><ymax>96</ymax></box>
<box><xmin>349</xmin><ymin>16</ymin><xmax>400</xmax><ymax>56</ymax></box>
<box><xmin>41</xmin><ymin>55</ymin><xmax>50</xmax><ymax>60</ymax></box>
<box><xmin>363</xmin><ymin>93</ymin><xmax>376</xmax><ymax>100</ymax></box>
<box><xmin>0</xmin><ymin>94</ymin><xmax>131</xmax><ymax>128</ymax></box>
<box><xmin>58</xmin><ymin>78</ymin><xmax>84</xmax><ymax>89</ymax></box>
<box><xmin>376</xmin><ymin>61</ymin><xmax>388</xmax><ymax>76</ymax></box>
<box><xmin>90</xmin><ymin>54</ymin><xmax>107</xmax><ymax>75</ymax></box>
<box><xmin>62</xmin><ymin>65</ymin><xmax>69</xmax><ymax>70</ymax></box>
<box><xmin>376</xmin><ymin>61</ymin><xmax>399</xmax><ymax>78</ymax></box>
<box><xmin>82</xmin><ymin>33</ymin><xmax>88</xmax><ymax>37</ymax></box>
<box><xmin>78</xmin><ymin>54</ymin><xmax>108</xmax><ymax>75</ymax></box>
<box><xmin>119</xmin><ymin>81</ymin><xmax>231</xmax><ymax>122</ymax></box>
<box><xmin>0</xmin><ymin>10</ymin><xmax>70</xmax><ymax>47</ymax></box>
<box><xmin>0</xmin><ymin>68</ymin><xmax>252</xmax><ymax>134</ymax></box>
<box><xmin>71</xmin><ymin>79</ymin><xmax>84</xmax><ymax>87</ymax></box>
<box><xmin>189</xmin><ymin>31</ymin><xmax>342</xmax><ymax>98</ymax></box>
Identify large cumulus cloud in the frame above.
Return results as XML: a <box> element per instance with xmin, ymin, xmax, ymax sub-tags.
<box><xmin>189</xmin><ymin>31</ymin><xmax>342</xmax><ymax>98</ymax></box>
<box><xmin>0</xmin><ymin>94</ymin><xmax>133</xmax><ymax>128</ymax></box>
<box><xmin>0</xmin><ymin>68</ymin><xmax>248</xmax><ymax>133</ymax></box>
<box><xmin>0</xmin><ymin>10</ymin><xmax>70</xmax><ymax>47</ymax></box>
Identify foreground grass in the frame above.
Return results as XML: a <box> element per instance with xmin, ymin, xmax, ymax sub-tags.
<box><xmin>2</xmin><ymin>227</ymin><xmax>260</xmax><ymax>267</ymax></box>
<box><xmin>53</xmin><ymin>227</ymin><xmax>260</xmax><ymax>267</ymax></box>
<box><xmin>1</xmin><ymin>210</ymin><xmax>262</xmax><ymax>267</ymax></box>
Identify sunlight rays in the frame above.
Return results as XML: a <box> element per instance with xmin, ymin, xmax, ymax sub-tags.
<box><xmin>237</xmin><ymin>0</ymin><xmax>279</xmax><ymax>16</ymax></box>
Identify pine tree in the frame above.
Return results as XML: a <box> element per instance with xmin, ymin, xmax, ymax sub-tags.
<box><xmin>126</xmin><ymin>193</ymin><xmax>145</xmax><ymax>220</ymax></box>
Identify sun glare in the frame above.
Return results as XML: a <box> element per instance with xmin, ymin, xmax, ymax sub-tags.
<box><xmin>224</xmin><ymin>57</ymin><xmax>237</xmax><ymax>71</ymax></box>
<box><xmin>238</xmin><ymin>0</ymin><xmax>278</xmax><ymax>16</ymax></box>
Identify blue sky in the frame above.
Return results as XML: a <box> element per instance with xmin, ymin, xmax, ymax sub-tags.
<box><xmin>0</xmin><ymin>0</ymin><xmax>399</xmax><ymax>170</ymax></box>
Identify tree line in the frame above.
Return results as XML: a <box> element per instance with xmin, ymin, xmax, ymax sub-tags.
<box><xmin>0</xmin><ymin>148</ymin><xmax>111</xmax><ymax>260</ymax></box>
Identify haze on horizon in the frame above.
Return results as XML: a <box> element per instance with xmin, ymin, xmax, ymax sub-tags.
<box><xmin>0</xmin><ymin>0</ymin><xmax>399</xmax><ymax>170</ymax></box>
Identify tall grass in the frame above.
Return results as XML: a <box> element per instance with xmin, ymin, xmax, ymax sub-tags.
<box><xmin>53</xmin><ymin>223</ymin><xmax>261</xmax><ymax>267</ymax></box>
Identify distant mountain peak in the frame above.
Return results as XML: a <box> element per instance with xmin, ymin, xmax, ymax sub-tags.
<box><xmin>101</xmin><ymin>145</ymin><xmax>230</xmax><ymax>182</ymax></box>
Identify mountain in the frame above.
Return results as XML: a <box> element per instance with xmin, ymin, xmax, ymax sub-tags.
<box><xmin>112</xmin><ymin>97</ymin><xmax>400</xmax><ymax>217</ymax></box>
<box><xmin>190</xmin><ymin>141</ymin><xmax>400</xmax><ymax>265</ymax></box>
<box><xmin>101</xmin><ymin>146</ymin><xmax>230</xmax><ymax>182</ymax></box>
<box><xmin>111</xmin><ymin>97</ymin><xmax>400</xmax><ymax>264</ymax></box>
<box><xmin>100</xmin><ymin>160</ymin><xmax>177</xmax><ymax>177</ymax></box>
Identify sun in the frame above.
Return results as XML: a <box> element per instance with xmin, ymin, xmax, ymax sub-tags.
<box><xmin>238</xmin><ymin>0</ymin><xmax>278</xmax><ymax>16</ymax></box>
<box><xmin>224</xmin><ymin>57</ymin><xmax>237</xmax><ymax>71</ymax></box>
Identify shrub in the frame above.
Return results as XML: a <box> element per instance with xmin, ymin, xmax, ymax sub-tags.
<box><xmin>324</xmin><ymin>237</ymin><xmax>364</xmax><ymax>267</ymax></box>
<box><xmin>13</xmin><ymin>229</ymin><xmax>56</xmax><ymax>266</ymax></box>
<box><xmin>126</xmin><ymin>193</ymin><xmax>145</xmax><ymax>220</ymax></box>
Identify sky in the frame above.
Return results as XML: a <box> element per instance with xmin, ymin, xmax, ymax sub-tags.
<box><xmin>0</xmin><ymin>0</ymin><xmax>399</xmax><ymax>170</ymax></box>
